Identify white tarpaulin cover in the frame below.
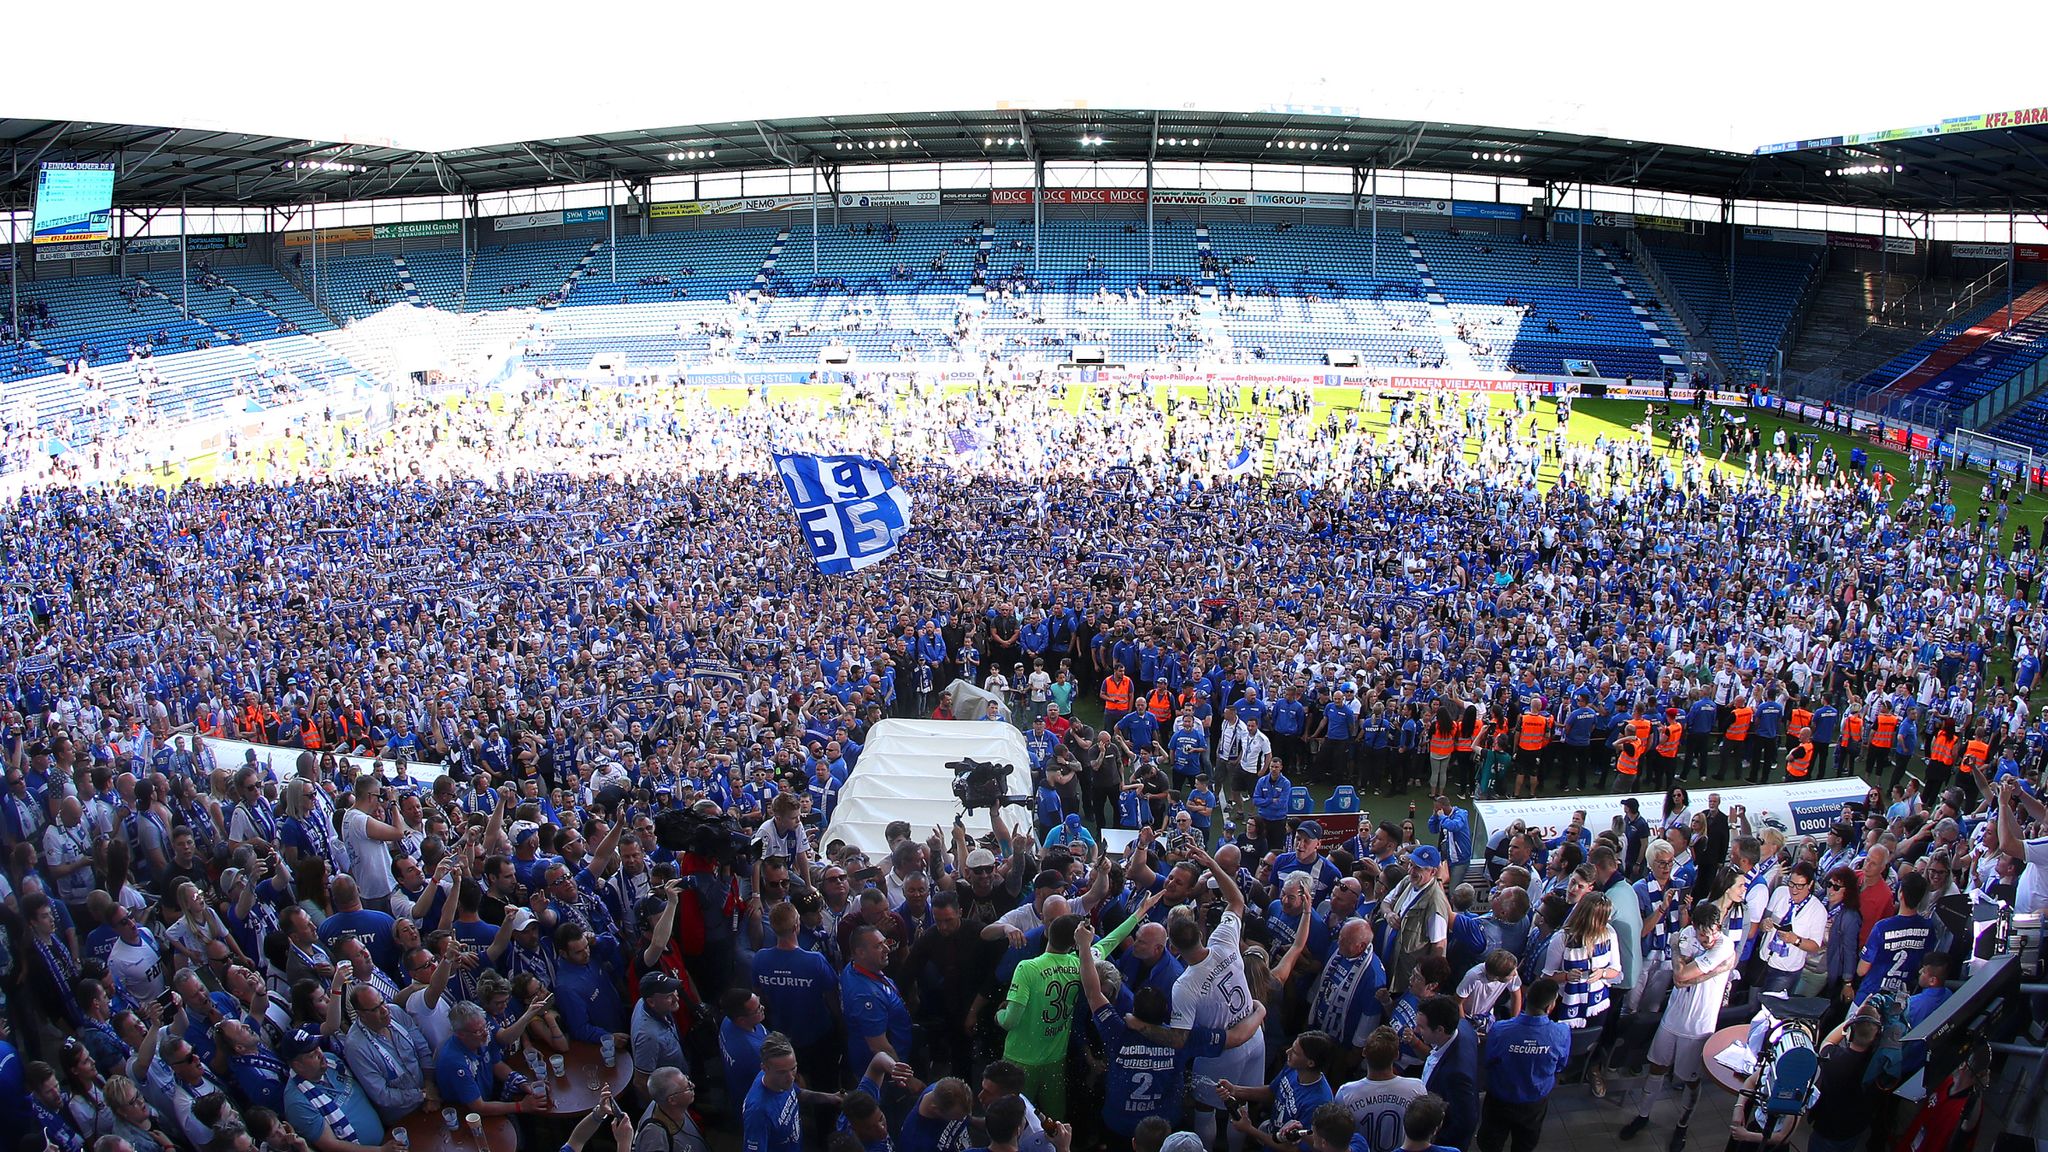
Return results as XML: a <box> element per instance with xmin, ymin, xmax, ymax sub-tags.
<box><xmin>823</xmin><ymin>719</ymin><xmax>1034</xmax><ymax>854</ymax></box>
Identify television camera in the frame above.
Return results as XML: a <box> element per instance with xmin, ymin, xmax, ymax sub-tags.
<box><xmin>950</xmin><ymin>757</ymin><xmax>1029</xmax><ymax>814</ymax></box>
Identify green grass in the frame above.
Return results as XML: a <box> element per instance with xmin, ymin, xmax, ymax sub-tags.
<box><xmin>97</xmin><ymin>378</ymin><xmax>2047</xmax><ymax>850</ymax></box>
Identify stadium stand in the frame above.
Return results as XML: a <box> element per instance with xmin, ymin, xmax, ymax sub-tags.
<box><xmin>1642</xmin><ymin>243</ymin><xmax>1818</xmax><ymax>381</ymax></box>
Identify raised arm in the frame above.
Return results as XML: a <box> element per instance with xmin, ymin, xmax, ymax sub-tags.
<box><xmin>1189</xmin><ymin>842</ymin><xmax>1243</xmax><ymax>917</ymax></box>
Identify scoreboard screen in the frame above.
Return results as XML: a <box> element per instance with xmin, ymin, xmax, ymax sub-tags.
<box><xmin>32</xmin><ymin>162</ymin><xmax>116</xmax><ymax>245</ymax></box>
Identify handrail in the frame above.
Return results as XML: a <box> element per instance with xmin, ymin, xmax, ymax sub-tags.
<box><xmin>273</xmin><ymin>256</ymin><xmax>347</xmax><ymax>331</ymax></box>
<box><xmin>1784</xmin><ymin>263</ymin><xmax>2014</xmax><ymax>406</ymax></box>
<box><xmin>1625</xmin><ymin>232</ymin><xmax>1728</xmax><ymax>380</ymax></box>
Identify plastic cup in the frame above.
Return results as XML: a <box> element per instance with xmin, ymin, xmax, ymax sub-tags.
<box><xmin>599</xmin><ymin>1035</ymin><xmax>616</xmax><ymax>1067</ymax></box>
<box><xmin>392</xmin><ymin>1129</ymin><xmax>409</xmax><ymax>1149</ymax></box>
<box><xmin>549</xmin><ymin>1053</ymin><xmax>566</xmax><ymax>1077</ymax></box>
<box><xmin>465</xmin><ymin>1114</ymin><xmax>483</xmax><ymax>1139</ymax></box>
<box><xmin>441</xmin><ymin>1109</ymin><xmax>458</xmax><ymax>1132</ymax></box>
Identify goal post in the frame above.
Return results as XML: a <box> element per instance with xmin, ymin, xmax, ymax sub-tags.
<box><xmin>1943</xmin><ymin>427</ymin><xmax>2036</xmax><ymax>496</ymax></box>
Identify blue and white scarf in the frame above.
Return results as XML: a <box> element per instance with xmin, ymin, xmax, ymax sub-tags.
<box><xmin>294</xmin><ymin>1061</ymin><xmax>358</xmax><ymax>1142</ymax></box>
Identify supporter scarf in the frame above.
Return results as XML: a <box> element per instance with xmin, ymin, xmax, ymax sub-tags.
<box><xmin>36</xmin><ymin>930</ymin><xmax>82</xmax><ymax>1022</ymax></box>
<box><xmin>294</xmin><ymin>1062</ymin><xmax>358</xmax><ymax>1143</ymax></box>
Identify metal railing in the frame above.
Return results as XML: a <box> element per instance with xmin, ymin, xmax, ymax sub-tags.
<box><xmin>1624</xmin><ymin>231</ymin><xmax>1728</xmax><ymax>380</ymax></box>
<box><xmin>1785</xmin><ymin>262</ymin><xmax>2014</xmax><ymax>407</ymax></box>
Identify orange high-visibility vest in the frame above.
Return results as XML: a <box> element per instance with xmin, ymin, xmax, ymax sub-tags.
<box><xmin>1929</xmin><ymin>732</ymin><xmax>1959</xmax><ymax>766</ymax></box>
<box><xmin>1628</xmin><ymin>717</ymin><xmax>1654</xmax><ymax>746</ymax></box>
<box><xmin>1871</xmin><ymin>713</ymin><xmax>1900</xmax><ymax>750</ymax></box>
<box><xmin>1147</xmin><ymin>688</ymin><xmax>1173</xmax><ymax>723</ymax></box>
<box><xmin>1842</xmin><ymin>713</ymin><xmax>1866</xmax><ymax>746</ymax></box>
<box><xmin>1103</xmin><ymin>676</ymin><xmax>1133</xmax><ymax>712</ymax></box>
<box><xmin>1518</xmin><ymin>713</ymin><xmax>1550</xmax><ymax>752</ymax></box>
<box><xmin>1657</xmin><ymin>721</ymin><xmax>1684</xmax><ymax>759</ymax></box>
<box><xmin>1789</xmin><ymin>707</ymin><xmax>1814</xmax><ymax>735</ymax></box>
<box><xmin>1727</xmin><ymin>706</ymin><xmax>1754</xmax><ymax>742</ymax></box>
<box><xmin>1961</xmin><ymin>739</ymin><xmax>1991</xmax><ymax>774</ymax></box>
<box><xmin>1430</xmin><ymin>726</ymin><xmax>1456</xmax><ymax>758</ymax></box>
<box><xmin>1615</xmin><ymin>737</ymin><xmax>1642</xmax><ymax>776</ymax></box>
<box><xmin>1786</xmin><ymin>740</ymin><xmax>1815</xmax><ymax>778</ymax></box>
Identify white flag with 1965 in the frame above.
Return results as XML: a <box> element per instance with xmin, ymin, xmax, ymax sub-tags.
<box><xmin>773</xmin><ymin>452</ymin><xmax>913</xmax><ymax>574</ymax></box>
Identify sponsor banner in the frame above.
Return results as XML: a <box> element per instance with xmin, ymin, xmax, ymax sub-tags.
<box><xmin>35</xmin><ymin>239</ymin><xmax>114</xmax><ymax>262</ymax></box>
<box><xmin>1743</xmin><ymin>225</ymin><xmax>1827</xmax><ymax>247</ymax></box>
<box><xmin>1951</xmin><ymin>242</ymin><xmax>2011</xmax><ymax>261</ymax></box>
<box><xmin>703</xmin><ymin>195</ymin><xmax>819</xmax><ymax>214</ymax></box>
<box><xmin>1554</xmin><ymin>209</ymin><xmax>1634</xmax><ymax>228</ymax></box>
<box><xmin>651</xmin><ymin>201</ymin><xmax>707</xmax><ymax>218</ymax></box>
<box><xmin>121</xmin><ymin>234</ymin><xmax>248</xmax><ymax>254</ymax></box>
<box><xmin>281</xmin><ymin>225</ymin><xmax>374</xmax><ymax>248</ymax></box>
<box><xmin>837</xmin><ymin>191</ymin><xmax>939</xmax><ymax>208</ymax></box>
<box><xmin>1252</xmin><ymin>191</ymin><xmax>1353</xmax><ymax>210</ymax></box>
<box><xmin>940</xmin><ymin>189</ymin><xmax>987</xmax><ymax>204</ymax></box>
<box><xmin>1452</xmin><ymin>201</ymin><xmax>1525</xmax><ymax>221</ymax></box>
<box><xmin>495</xmin><ymin>210</ymin><xmax>563</xmax><ymax>232</ymax></box>
<box><xmin>2017</xmin><ymin>244</ymin><xmax>2048</xmax><ymax>263</ymax></box>
<box><xmin>1368</xmin><ymin>196</ymin><xmax>1451</xmax><ymax>216</ymax></box>
<box><xmin>1002</xmin><ymin>188</ymin><xmax>1153</xmax><ymax>205</ymax></box>
<box><xmin>1152</xmin><ymin>188</ymin><xmax>1252</xmax><ymax>208</ymax></box>
<box><xmin>496</xmin><ymin>208</ymin><xmax>605</xmax><ymax>230</ymax></box>
<box><xmin>1828</xmin><ymin>232</ymin><xmax>1880</xmax><ymax>252</ymax></box>
<box><xmin>374</xmin><ymin>220</ymin><xmax>461</xmax><ymax>240</ymax></box>
<box><xmin>1475</xmin><ymin>777</ymin><xmax>1871</xmax><ymax>846</ymax></box>
<box><xmin>1636</xmin><ymin>213</ymin><xmax>1690</xmax><ymax>232</ymax></box>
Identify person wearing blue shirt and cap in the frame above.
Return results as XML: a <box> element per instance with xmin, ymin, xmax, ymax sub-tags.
<box><xmin>280</xmin><ymin>1027</ymin><xmax>389</xmax><ymax>1152</ymax></box>
<box><xmin>1045</xmin><ymin>814</ymin><xmax>1096</xmax><ymax>851</ymax></box>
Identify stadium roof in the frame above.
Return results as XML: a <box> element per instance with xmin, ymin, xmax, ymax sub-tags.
<box><xmin>5</xmin><ymin>108</ymin><xmax>2048</xmax><ymax>215</ymax></box>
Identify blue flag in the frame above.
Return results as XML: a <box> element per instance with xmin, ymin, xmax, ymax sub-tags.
<box><xmin>773</xmin><ymin>452</ymin><xmax>913</xmax><ymax>574</ymax></box>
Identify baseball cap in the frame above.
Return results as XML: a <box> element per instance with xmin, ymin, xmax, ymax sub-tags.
<box><xmin>1065</xmin><ymin>814</ymin><xmax>1082</xmax><ymax>827</ymax></box>
<box><xmin>1409</xmin><ymin>845</ymin><xmax>1443</xmax><ymax>870</ymax></box>
<box><xmin>966</xmin><ymin>848</ymin><xmax>998</xmax><ymax>869</ymax></box>
<box><xmin>507</xmin><ymin>909</ymin><xmax>538</xmax><ymax>932</ymax></box>
<box><xmin>1621</xmin><ymin>797</ymin><xmax>1641</xmax><ymax>811</ymax></box>
<box><xmin>641</xmin><ymin>972</ymin><xmax>681</xmax><ymax>996</ymax></box>
<box><xmin>218</xmin><ymin>868</ymin><xmax>244</xmax><ymax>894</ymax></box>
<box><xmin>1295</xmin><ymin>820</ymin><xmax>1324</xmax><ymax>839</ymax></box>
<box><xmin>277</xmin><ymin>1028</ymin><xmax>324</xmax><ymax>1061</ymax></box>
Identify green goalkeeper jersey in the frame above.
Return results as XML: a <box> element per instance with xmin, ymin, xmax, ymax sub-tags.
<box><xmin>995</xmin><ymin>905</ymin><xmax>1142</xmax><ymax>1064</ymax></box>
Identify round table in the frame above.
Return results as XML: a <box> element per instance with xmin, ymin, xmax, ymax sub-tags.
<box><xmin>529</xmin><ymin>1041</ymin><xmax>636</xmax><ymax>1117</ymax></box>
<box><xmin>1701</xmin><ymin>1024</ymin><xmax>1755</xmax><ymax>1095</ymax></box>
<box><xmin>392</xmin><ymin>1111</ymin><xmax>517</xmax><ymax>1152</ymax></box>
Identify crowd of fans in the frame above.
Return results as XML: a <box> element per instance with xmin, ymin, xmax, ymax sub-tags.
<box><xmin>0</xmin><ymin>377</ymin><xmax>2033</xmax><ymax>1152</ymax></box>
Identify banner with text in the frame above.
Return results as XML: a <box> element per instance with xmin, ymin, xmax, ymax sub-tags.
<box><xmin>2018</xmin><ymin>244</ymin><xmax>2048</xmax><ymax>263</ymax></box>
<box><xmin>1950</xmin><ymin>243</ymin><xmax>2011</xmax><ymax>261</ymax></box>
<box><xmin>837</xmin><ymin>191</ymin><xmax>939</xmax><ymax>208</ymax></box>
<box><xmin>990</xmin><ymin>188</ymin><xmax>1151</xmax><ymax>205</ymax></box>
<box><xmin>282</xmin><ymin>225</ymin><xmax>375</xmax><ymax>248</ymax></box>
<box><xmin>1554</xmin><ymin>209</ymin><xmax>1634</xmax><ymax>228</ymax></box>
<box><xmin>35</xmin><ymin>239</ymin><xmax>114</xmax><ymax>262</ymax></box>
<box><xmin>375</xmin><ymin>220</ymin><xmax>463</xmax><ymax>240</ymax></box>
<box><xmin>495</xmin><ymin>208</ymin><xmax>606</xmax><ymax>231</ymax></box>
<box><xmin>651</xmin><ymin>201</ymin><xmax>708</xmax><ymax>218</ymax></box>
<box><xmin>1452</xmin><ymin>201</ymin><xmax>1526</xmax><ymax>221</ymax></box>
<box><xmin>122</xmin><ymin>234</ymin><xmax>249</xmax><ymax>254</ymax></box>
<box><xmin>1475</xmin><ymin>776</ymin><xmax>1871</xmax><ymax>844</ymax></box>
<box><xmin>1743</xmin><ymin>226</ymin><xmax>1827</xmax><ymax>247</ymax></box>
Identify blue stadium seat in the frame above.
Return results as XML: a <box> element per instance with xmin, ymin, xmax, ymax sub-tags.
<box><xmin>1326</xmin><ymin>785</ymin><xmax>1361</xmax><ymax>813</ymax></box>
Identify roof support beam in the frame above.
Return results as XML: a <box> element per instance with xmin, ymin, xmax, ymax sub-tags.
<box><xmin>1016</xmin><ymin>113</ymin><xmax>1038</xmax><ymax>163</ymax></box>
